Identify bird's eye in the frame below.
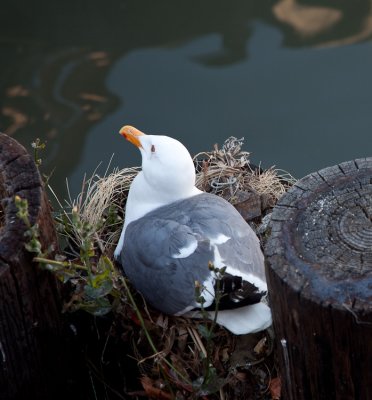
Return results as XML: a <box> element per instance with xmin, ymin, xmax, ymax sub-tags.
<box><xmin>151</xmin><ymin>144</ymin><xmax>156</xmax><ymax>153</ymax></box>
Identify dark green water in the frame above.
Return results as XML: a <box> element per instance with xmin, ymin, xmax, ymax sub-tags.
<box><xmin>1</xmin><ymin>0</ymin><xmax>372</xmax><ymax>198</ymax></box>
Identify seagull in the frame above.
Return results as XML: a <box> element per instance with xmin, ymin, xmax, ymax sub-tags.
<box><xmin>114</xmin><ymin>126</ymin><xmax>272</xmax><ymax>335</ymax></box>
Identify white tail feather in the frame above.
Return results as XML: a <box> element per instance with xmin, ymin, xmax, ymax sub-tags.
<box><xmin>210</xmin><ymin>303</ymin><xmax>272</xmax><ymax>335</ymax></box>
<box><xmin>184</xmin><ymin>302</ymin><xmax>272</xmax><ymax>335</ymax></box>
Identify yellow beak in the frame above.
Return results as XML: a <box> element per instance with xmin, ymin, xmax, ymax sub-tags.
<box><xmin>119</xmin><ymin>125</ymin><xmax>145</xmax><ymax>148</ymax></box>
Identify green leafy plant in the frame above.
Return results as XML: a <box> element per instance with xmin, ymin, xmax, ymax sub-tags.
<box><xmin>15</xmin><ymin>195</ymin><xmax>121</xmax><ymax>317</ymax></box>
<box><xmin>31</xmin><ymin>138</ymin><xmax>46</xmax><ymax>167</ymax></box>
<box><xmin>14</xmin><ymin>195</ymin><xmax>43</xmax><ymax>254</ymax></box>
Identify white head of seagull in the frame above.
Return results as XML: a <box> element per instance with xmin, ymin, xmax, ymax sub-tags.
<box><xmin>114</xmin><ymin>126</ymin><xmax>201</xmax><ymax>256</ymax></box>
<box><xmin>121</xmin><ymin>125</ymin><xmax>199</xmax><ymax>203</ymax></box>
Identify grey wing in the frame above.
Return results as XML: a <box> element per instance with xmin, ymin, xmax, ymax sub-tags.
<box><xmin>182</xmin><ymin>194</ymin><xmax>267</xmax><ymax>309</ymax></box>
<box><xmin>120</xmin><ymin>216</ymin><xmax>213</xmax><ymax>314</ymax></box>
<box><xmin>218</xmin><ymin>208</ymin><xmax>265</xmax><ymax>281</ymax></box>
<box><xmin>184</xmin><ymin>193</ymin><xmax>265</xmax><ymax>281</ymax></box>
<box><xmin>120</xmin><ymin>193</ymin><xmax>265</xmax><ymax>315</ymax></box>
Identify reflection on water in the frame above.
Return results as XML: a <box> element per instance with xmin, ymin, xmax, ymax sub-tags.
<box><xmin>0</xmin><ymin>43</ymin><xmax>119</xmax><ymax>193</ymax></box>
<box><xmin>1</xmin><ymin>0</ymin><xmax>372</xmax><ymax>197</ymax></box>
<box><xmin>273</xmin><ymin>0</ymin><xmax>372</xmax><ymax>45</ymax></box>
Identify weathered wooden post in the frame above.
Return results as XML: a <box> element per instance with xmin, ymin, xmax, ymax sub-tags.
<box><xmin>0</xmin><ymin>134</ymin><xmax>70</xmax><ymax>399</ymax></box>
<box><xmin>265</xmin><ymin>158</ymin><xmax>372</xmax><ymax>400</ymax></box>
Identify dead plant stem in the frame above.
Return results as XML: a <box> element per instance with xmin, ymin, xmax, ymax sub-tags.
<box><xmin>121</xmin><ymin>277</ymin><xmax>191</xmax><ymax>385</ymax></box>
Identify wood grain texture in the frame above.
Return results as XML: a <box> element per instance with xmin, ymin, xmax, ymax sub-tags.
<box><xmin>265</xmin><ymin>158</ymin><xmax>372</xmax><ymax>400</ymax></box>
<box><xmin>0</xmin><ymin>133</ymin><xmax>68</xmax><ymax>400</ymax></box>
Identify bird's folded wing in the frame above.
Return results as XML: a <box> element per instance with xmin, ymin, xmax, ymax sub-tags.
<box><xmin>121</xmin><ymin>216</ymin><xmax>213</xmax><ymax>314</ymax></box>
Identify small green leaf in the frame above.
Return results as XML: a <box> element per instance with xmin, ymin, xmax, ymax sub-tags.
<box><xmin>84</xmin><ymin>279</ymin><xmax>113</xmax><ymax>299</ymax></box>
<box><xmin>25</xmin><ymin>238</ymin><xmax>42</xmax><ymax>254</ymax></box>
<box><xmin>196</xmin><ymin>295</ymin><xmax>206</xmax><ymax>304</ymax></box>
<box><xmin>79</xmin><ymin>297</ymin><xmax>112</xmax><ymax>316</ymax></box>
<box><xmin>197</xmin><ymin>324</ymin><xmax>214</xmax><ymax>340</ymax></box>
<box><xmin>56</xmin><ymin>270</ymin><xmax>77</xmax><ymax>283</ymax></box>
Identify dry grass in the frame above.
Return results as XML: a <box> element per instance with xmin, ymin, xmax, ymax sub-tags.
<box><xmin>120</xmin><ymin>308</ymin><xmax>276</xmax><ymax>399</ymax></box>
<box><xmin>80</xmin><ymin>166</ymin><xmax>139</xmax><ymax>229</ymax></box>
<box><xmin>194</xmin><ymin>136</ymin><xmax>295</xmax><ymax>202</ymax></box>
<box><xmin>76</xmin><ymin>165</ymin><xmax>140</xmax><ymax>251</ymax></box>
<box><xmin>248</xmin><ymin>167</ymin><xmax>296</xmax><ymax>201</ymax></box>
<box><xmin>49</xmin><ymin>163</ymin><xmax>140</xmax><ymax>255</ymax></box>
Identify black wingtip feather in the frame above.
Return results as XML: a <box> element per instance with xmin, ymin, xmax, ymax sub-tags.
<box><xmin>203</xmin><ymin>273</ymin><xmax>266</xmax><ymax>311</ymax></box>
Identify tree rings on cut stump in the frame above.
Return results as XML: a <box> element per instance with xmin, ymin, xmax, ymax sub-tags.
<box><xmin>265</xmin><ymin>158</ymin><xmax>372</xmax><ymax>400</ymax></box>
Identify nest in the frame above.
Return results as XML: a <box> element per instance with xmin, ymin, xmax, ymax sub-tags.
<box><xmin>194</xmin><ymin>137</ymin><xmax>294</xmax><ymax>206</ymax></box>
<box><xmin>49</xmin><ymin>137</ymin><xmax>294</xmax><ymax>399</ymax></box>
<box><xmin>113</xmin><ymin>291</ymin><xmax>276</xmax><ymax>400</ymax></box>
